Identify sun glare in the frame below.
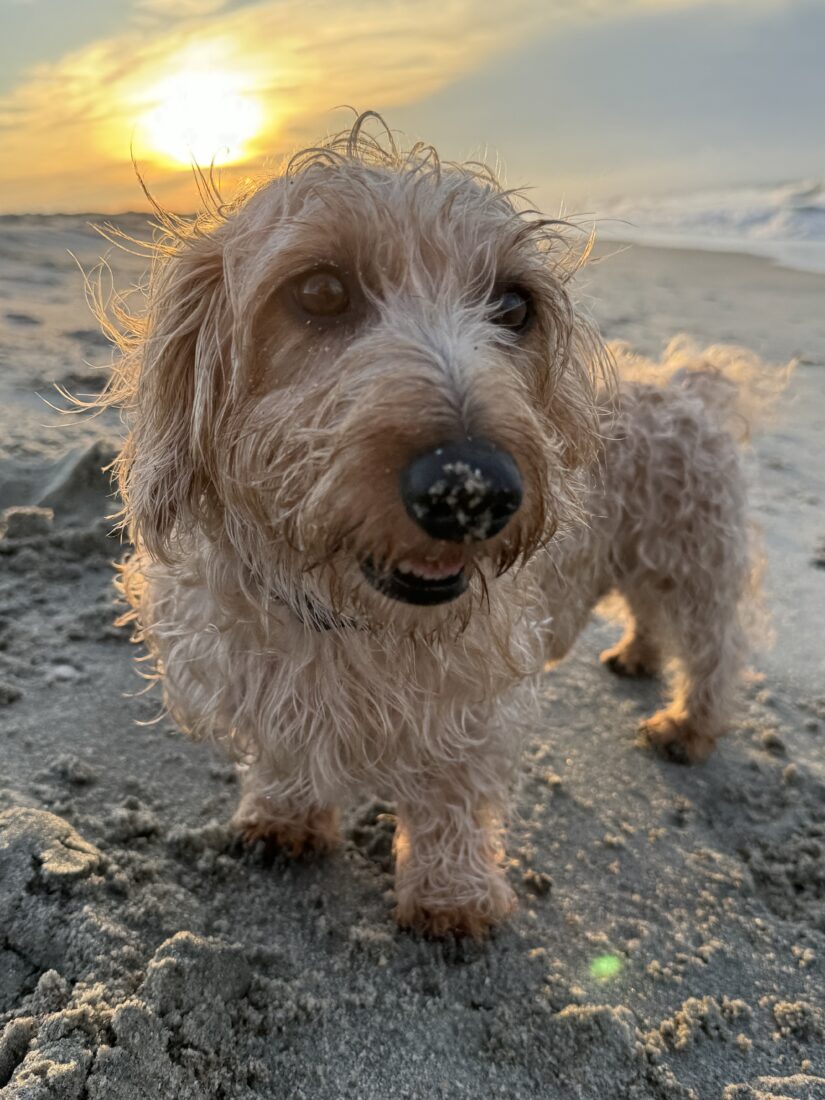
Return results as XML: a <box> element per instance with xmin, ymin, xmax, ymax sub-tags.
<box><xmin>139</xmin><ymin>69</ymin><xmax>263</xmax><ymax>168</ymax></box>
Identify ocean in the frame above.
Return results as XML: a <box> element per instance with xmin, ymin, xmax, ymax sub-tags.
<box><xmin>597</xmin><ymin>179</ymin><xmax>825</xmax><ymax>275</ymax></box>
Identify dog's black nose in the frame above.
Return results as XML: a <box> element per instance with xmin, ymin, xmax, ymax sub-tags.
<box><xmin>400</xmin><ymin>440</ymin><xmax>523</xmax><ymax>543</ymax></box>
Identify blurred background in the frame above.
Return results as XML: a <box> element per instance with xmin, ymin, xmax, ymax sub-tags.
<box><xmin>3</xmin><ymin>0</ymin><xmax>825</xmax><ymax>269</ymax></box>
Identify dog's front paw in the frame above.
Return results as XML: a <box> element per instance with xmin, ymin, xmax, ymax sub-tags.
<box><xmin>395</xmin><ymin>878</ymin><xmax>516</xmax><ymax>940</ymax></box>
<box><xmin>231</xmin><ymin>800</ymin><xmax>339</xmax><ymax>857</ymax></box>
<box><xmin>639</xmin><ymin>710</ymin><xmax>716</xmax><ymax>764</ymax></box>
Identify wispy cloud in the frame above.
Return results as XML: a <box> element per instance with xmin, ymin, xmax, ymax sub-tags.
<box><xmin>135</xmin><ymin>0</ymin><xmax>230</xmax><ymax>13</ymax></box>
<box><xmin>0</xmin><ymin>0</ymin><xmax>546</xmax><ymax>209</ymax></box>
<box><xmin>1</xmin><ymin>0</ymin><xmax>782</xmax><ymax>211</ymax></box>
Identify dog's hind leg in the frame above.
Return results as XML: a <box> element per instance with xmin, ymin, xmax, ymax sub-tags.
<box><xmin>639</xmin><ymin>580</ymin><xmax>748</xmax><ymax>764</ymax></box>
<box><xmin>600</xmin><ymin>589</ymin><xmax>662</xmax><ymax>678</ymax></box>
<box><xmin>618</xmin><ymin>414</ymin><xmax>753</xmax><ymax>763</ymax></box>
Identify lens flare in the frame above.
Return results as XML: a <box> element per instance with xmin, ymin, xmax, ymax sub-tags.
<box><xmin>589</xmin><ymin>953</ymin><xmax>623</xmax><ymax>982</ymax></box>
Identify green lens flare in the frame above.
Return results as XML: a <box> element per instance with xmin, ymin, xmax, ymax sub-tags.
<box><xmin>589</xmin><ymin>953</ymin><xmax>623</xmax><ymax>981</ymax></box>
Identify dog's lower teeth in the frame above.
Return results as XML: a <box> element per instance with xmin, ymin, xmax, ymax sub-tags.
<box><xmin>360</xmin><ymin>558</ymin><xmax>468</xmax><ymax>606</ymax></box>
<box><xmin>407</xmin><ymin>568</ymin><xmax>459</xmax><ymax>582</ymax></box>
<box><xmin>395</xmin><ymin>560</ymin><xmax>463</xmax><ymax>582</ymax></box>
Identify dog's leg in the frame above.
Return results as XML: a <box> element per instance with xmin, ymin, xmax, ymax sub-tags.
<box><xmin>640</xmin><ymin>593</ymin><xmax>746</xmax><ymax>764</ymax></box>
<box><xmin>231</xmin><ymin>766</ymin><xmax>340</xmax><ymax>857</ymax></box>
<box><xmin>600</xmin><ymin>591</ymin><xmax>661</xmax><ymax>678</ymax></box>
<box><xmin>393</xmin><ymin>772</ymin><xmax>515</xmax><ymax>939</ymax></box>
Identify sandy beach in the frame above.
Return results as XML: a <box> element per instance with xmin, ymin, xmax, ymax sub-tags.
<box><xmin>1</xmin><ymin>218</ymin><xmax>823</xmax><ymax>1099</ymax></box>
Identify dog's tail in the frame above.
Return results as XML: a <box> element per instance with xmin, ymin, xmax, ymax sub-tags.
<box><xmin>609</xmin><ymin>335</ymin><xmax>793</xmax><ymax>442</ymax></box>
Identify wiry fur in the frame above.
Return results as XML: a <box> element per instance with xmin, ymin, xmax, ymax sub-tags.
<box><xmin>97</xmin><ymin>115</ymin><xmax>777</xmax><ymax>937</ymax></box>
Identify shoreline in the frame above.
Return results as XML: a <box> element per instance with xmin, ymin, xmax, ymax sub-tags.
<box><xmin>596</xmin><ymin>233</ymin><xmax>825</xmax><ymax>278</ymax></box>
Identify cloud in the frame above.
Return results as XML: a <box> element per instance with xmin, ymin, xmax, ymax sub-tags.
<box><xmin>2</xmin><ymin>0</ymin><xmax>558</xmax><ymax>210</ymax></box>
<box><xmin>135</xmin><ymin>0</ymin><xmax>229</xmax><ymax>11</ymax></box>
<box><xmin>1</xmin><ymin>0</ymin><xmax>789</xmax><ymax>211</ymax></box>
<box><xmin>133</xmin><ymin>0</ymin><xmax>237</xmax><ymax>21</ymax></box>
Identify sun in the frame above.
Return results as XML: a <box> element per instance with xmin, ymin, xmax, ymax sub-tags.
<box><xmin>139</xmin><ymin>69</ymin><xmax>263</xmax><ymax>168</ymax></box>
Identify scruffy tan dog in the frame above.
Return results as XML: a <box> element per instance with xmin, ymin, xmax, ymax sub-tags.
<box><xmin>101</xmin><ymin>115</ymin><xmax>768</xmax><ymax>937</ymax></box>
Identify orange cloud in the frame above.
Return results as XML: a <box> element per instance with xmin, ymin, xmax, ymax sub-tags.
<box><xmin>1</xmin><ymin>0</ymin><xmax>553</xmax><ymax>211</ymax></box>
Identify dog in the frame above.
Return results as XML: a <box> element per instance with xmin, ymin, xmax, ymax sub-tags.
<box><xmin>99</xmin><ymin>114</ymin><xmax>770</xmax><ymax>938</ymax></box>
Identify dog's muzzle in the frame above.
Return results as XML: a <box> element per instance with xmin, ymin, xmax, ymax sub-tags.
<box><xmin>359</xmin><ymin>440</ymin><xmax>522</xmax><ymax>607</ymax></box>
<box><xmin>400</xmin><ymin>440</ymin><xmax>523</xmax><ymax>543</ymax></box>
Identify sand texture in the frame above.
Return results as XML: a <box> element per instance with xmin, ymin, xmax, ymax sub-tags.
<box><xmin>0</xmin><ymin>219</ymin><xmax>824</xmax><ymax>1098</ymax></box>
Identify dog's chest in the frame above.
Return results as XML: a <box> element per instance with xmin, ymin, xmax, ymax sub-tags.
<box><xmin>235</xmin><ymin>610</ymin><xmax>530</xmax><ymax>775</ymax></box>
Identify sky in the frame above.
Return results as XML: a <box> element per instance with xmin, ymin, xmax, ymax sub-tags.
<box><xmin>1</xmin><ymin>0</ymin><xmax>822</xmax><ymax>214</ymax></box>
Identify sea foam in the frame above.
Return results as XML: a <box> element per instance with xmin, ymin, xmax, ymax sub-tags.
<box><xmin>598</xmin><ymin>179</ymin><xmax>825</xmax><ymax>274</ymax></box>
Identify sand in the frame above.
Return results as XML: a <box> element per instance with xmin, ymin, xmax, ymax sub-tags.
<box><xmin>0</xmin><ymin>218</ymin><xmax>823</xmax><ymax>1099</ymax></box>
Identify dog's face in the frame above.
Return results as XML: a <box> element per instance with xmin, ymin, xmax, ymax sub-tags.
<box><xmin>119</xmin><ymin>132</ymin><xmax>607</xmax><ymax>629</ymax></box>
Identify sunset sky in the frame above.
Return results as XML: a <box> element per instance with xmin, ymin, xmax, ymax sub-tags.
<box><xmin>2</xmin><ymin>0</ymin><xmax>822</xmax><ymax>214</ymax></box>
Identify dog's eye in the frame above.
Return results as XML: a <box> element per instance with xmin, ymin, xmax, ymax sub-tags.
<box><xmin>294</xmin><ymin>270</ymin><xmax>350</xmax><ymax>317</ymax></box>
<box><xmin>490</xmin><ymin>287</ymin><xmax>532</xmax><ymax>333</ymax></box>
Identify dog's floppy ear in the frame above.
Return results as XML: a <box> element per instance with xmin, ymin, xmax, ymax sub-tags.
<box><xmin>117</xmin><ymin>230</ymin><xmax>230</xmax><ymax>562</ymax></box>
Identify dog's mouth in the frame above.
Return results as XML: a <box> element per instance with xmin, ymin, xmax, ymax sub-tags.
<box><xmin>360</xmin><ymin>554</ymin><xmax>469</xmax><ymax>606</ymax></box>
